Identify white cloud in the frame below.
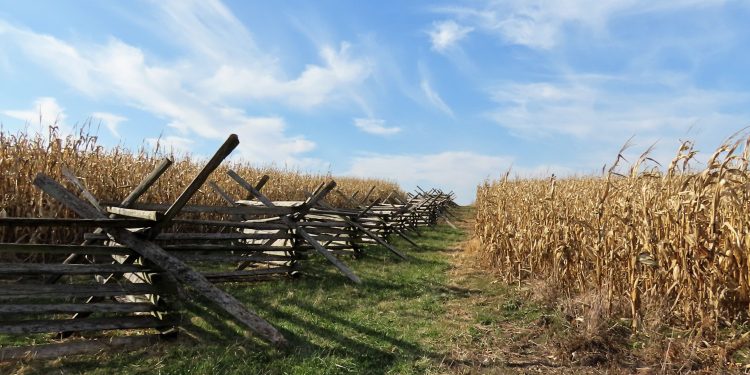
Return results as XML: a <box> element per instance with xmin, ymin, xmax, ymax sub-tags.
<box><xmin>428</xmin><ymin>20</ymin><xmax>473</xmax><ymax>51</ymax></box>
<box><xmin>347</xmin><ymin>151</ymin><xmax>576</xmax><ymax>204</ymax></box>
<box><xmin>434</xmin><ymin>0</ymin><xmax>726</xmax><ymax>49</ymax></box>
<box><xmin>420</xmin><ymin>78</ymin><xmax>454</xmax><ymax>116</ymax></box>
<box><xmin>146</xmin><ymin>135</ymin><xmax>195</xmax><ymax>155</ymax></box>
<box><xmin>347</xmin><ymin>151</ymin><xmax>510</xmax><ymax>204</ymax></box>
<box><xmin>487</xmin><ymin>74</ymin><xmax>749</xmax><ymax>141</ymax></box>
<box><xmin>201</xmin><ymin>42</ymin><xmax>373</xmax><ymax>108</ymax></box>
<box><xmin>3</xmin><ymin>97</ymin><xmax>72</xmax><ymax>136</ymax></box>
<box><xmin>228</xmin><ymin>116</ymin><xmax>316</xmax><ymax>162</ymax></box>
<box><xmin>0</xmin><ymin>21</ymin><xmax>101</xmax><ymax>96</ymax></box>
<box><xmin>0</xmin><ymin>1</ymin><xmax>378</xmax><ymax>165</ymax></box>
<box><xmin>353</xmin><ymin>118</ymin><xmax>401</xmax><ymax>136</ymax></box>
<box><xmin>150</xmin><ymin>0</ymin><xmax>265</xmax><ymax>64</ymax></box>
<box><xmin>417</xmin><ymin>61</ymin><xmax>456</xmax><ymax>116</ymax></box>
<box><xmin>0</xmin><ymin>16</ymin><xmax>327</xmax><ymax>164</ymax></box>
<box><xmin>149</xmin><ymin>1</ymin><xmax>373</xmax><ymax>110</ymax></box>
<box><xmin>92</xmin><ymin>112</ymin><xmax>126</xmax><ymax>138</ymax></box>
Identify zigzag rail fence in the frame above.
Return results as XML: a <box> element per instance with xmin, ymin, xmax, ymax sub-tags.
<box><xmin>0</xmin><ymin>134</ymin><xmax>457</xmax><ymax>362</ymax></box>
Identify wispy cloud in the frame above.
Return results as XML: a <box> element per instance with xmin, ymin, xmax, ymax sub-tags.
<box><xmin>92</xmin><ymin>112</ymin><xmax>126</xmax><ymax>138</ymax></box>
<box><xmin>201</xmin><ymin>42</ymin><xmax>373</xmax><ymax>109</ymax></box>
<box><xmin>428</xmin><ymin>20</ymin><xmax>473</xmax><ymax>51</ymax></box>
<box><xmin>3</xmin><ymin>97</ymin><xmax>71</xmax><ymax>136</ymax></box>
<box><xmin>146</xmin><ymin>135</ymin><xmax>195</xmax><ymax>155</ymax></box>
<box><xmin>353</xmin><ymin>118</ymin><xmax>401</xmax><ymax>136</ymax></box>
<box><xmin>149</xmin><ymin>0</ymin><xmax>265</xmax><ymax>64</ymax></box>
<box><xmin>487</xmin><ymin>73</ymin><xmax>749</xmax><ymax>143</ymax></box>
<box><xmin>0</xmin><ymin>0</ymin><xmax>381</xmax><ymax>165</ymax></box>
<box><xmin>420</xmin><ymin>78</ymin><xmax>454</xmax><ymax>116</ymax></box>
<box><xmin>433</xmin><ymin>0</ymin><xmax>726</xmax><ymax>49</ymax></box>
<box><xmin>417</xmin><ymin>61</ymin><xmax>455</xmax><ymax>116</ymax></box>
<box><xmin>149</xmin><ymin>1</ymin><xmax>373</xmax><ymax>110</ymax></box>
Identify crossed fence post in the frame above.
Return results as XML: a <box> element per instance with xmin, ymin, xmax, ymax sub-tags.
<box><xmin>227</xmin><ymin>170</ymin><xmax>362</xmax><ymax>284</ymax></box>
<box><xmin>32</xmin><ymin>134</ymin><xmax>288</xmax><ymax>347</ymax></box>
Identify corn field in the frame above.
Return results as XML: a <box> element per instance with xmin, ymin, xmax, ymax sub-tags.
<box><xmin>474</xmin><ymin>134</ymin><xmax>750</xmax><ymax>335</ymax></box>
<box><xmin>0</xmin><ymin>127</ymin><xmax>401</xmax><ymax>245</ymax></box>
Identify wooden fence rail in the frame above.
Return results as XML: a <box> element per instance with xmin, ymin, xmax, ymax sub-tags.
<box><xmin>0</xmin><ymin>133</ymin><xmax>456</xmax><ymax>362</ymax></box>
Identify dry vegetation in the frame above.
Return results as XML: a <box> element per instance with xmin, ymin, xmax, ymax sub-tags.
<box><xmin>473</xmin><ymin>132</ymin><xmax>750</xmax><ymax>369</ymax></box>
<box><xmin>0</xmin><ymin>126</ymin><xmax>401</xmax><ymax>245</ymax></box>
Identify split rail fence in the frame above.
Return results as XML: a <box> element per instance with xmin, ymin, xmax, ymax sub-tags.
<box><xmin>0</xmin><ymin>134</ymin><xmax>457</xmax><ymax>361</ymax></box>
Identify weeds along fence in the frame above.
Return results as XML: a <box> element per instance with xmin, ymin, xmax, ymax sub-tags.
<box><xmin>474</xmin><ymin>135</ymin><xmax>750</xmax><ymax>338</ymax></box>
<box><xmin>0</xmin><ymin>133</ymin><xmax>457</xmax><ymax>361</ymax></box>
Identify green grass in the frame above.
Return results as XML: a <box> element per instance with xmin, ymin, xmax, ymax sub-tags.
<box><xmin>7</xmin><ymin>208</ymin><xmax>473</xmax><ymax>374</ymax></box>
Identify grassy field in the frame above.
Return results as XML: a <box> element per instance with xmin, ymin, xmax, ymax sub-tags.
<box><xmin>6</xmin><ymin>209</ymin><xmax>479</xmax><ymax>375</ymax></box>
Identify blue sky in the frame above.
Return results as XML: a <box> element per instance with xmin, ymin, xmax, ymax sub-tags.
<box><xmin>1</xmin><ymin>1</ymin><xmax>750</xmax><ymax>203</ymax></box>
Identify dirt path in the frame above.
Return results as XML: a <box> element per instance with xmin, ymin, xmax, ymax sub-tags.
<box><xmin>436</xmin><ymin>208</ymin><xmax>610</xmax><ymax>374</ymax></box>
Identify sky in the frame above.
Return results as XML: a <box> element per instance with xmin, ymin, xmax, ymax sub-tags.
<box><xmin>1</xmin><ymin>0</ymin><xmax>750</xmax><ymax>204</ymax></box>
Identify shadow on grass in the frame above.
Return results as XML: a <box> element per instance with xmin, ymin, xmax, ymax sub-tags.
<box><xmin>12</xmin><ymin>220</ymin><xmax>473</xmax><ymax>374</ymax></box>
<box><xmin>252</xmin><ymin>300</ymin><xmax>443</xmax><ymax>369</ymax></box>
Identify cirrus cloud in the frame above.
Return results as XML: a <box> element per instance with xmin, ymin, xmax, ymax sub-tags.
<box><xmin>428</xmin><ymin>20</ymin><xmax>473</xmax><ymax>51</ymax></box>
<box><xmin>0</xmin><ymin>0</ymin><xmax>376</xmax><ymax>165</ymax></box>
<box><xmin>433</xmin><ymin>0</ymin><xmax>727</xmax><ymax>49</ymax></box>
<box><xmin>353</xmin><ymin>118</ymin><xmax>401</xmax><ymax>136</ymax></box>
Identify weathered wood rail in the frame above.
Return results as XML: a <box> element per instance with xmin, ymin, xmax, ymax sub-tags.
<box><xmin>0</xmin><ymin>134</ymin><xmax>456</xmax><ymax>362</ymax></box>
